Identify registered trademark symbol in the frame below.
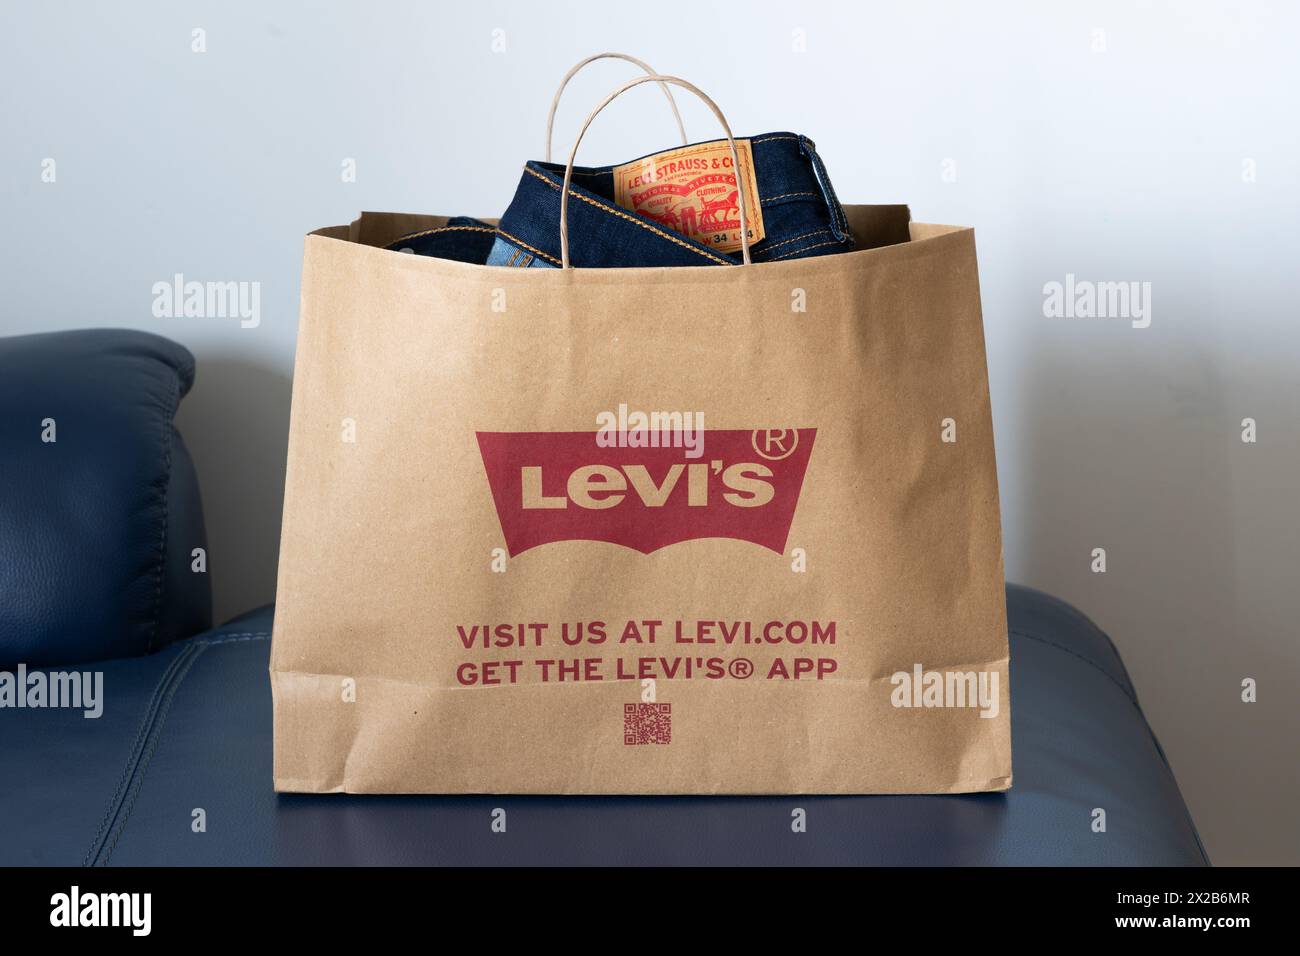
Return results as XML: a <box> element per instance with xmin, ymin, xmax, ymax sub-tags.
<box><xmin>752</xmin><ymin>428</ymin><xmax>799</xmax><ymax>461</ymax></box>
<box><xmin>729</xmin><ymin>658</ymin><xmax>754</xmax><ymax>679</ymax></box>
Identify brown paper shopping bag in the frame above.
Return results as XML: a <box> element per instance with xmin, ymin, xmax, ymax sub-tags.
<box><xmin>271</xmin><ymin>74</ymin><xmax>1011</xmax><ymax>794</ymax></box>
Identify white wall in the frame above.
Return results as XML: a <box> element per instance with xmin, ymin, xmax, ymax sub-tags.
<box><xmin>2</xmin><ymin>0</ymin><xmax>1295</xmax><ymax>864</ymax></box>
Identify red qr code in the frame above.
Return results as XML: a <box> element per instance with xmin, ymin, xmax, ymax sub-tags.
<box><xmin>623</xmin><ymin>703</ymin><xmax>672</xmax><ymax>745</ymax></box>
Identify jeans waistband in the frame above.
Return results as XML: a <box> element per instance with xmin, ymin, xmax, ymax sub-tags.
<box><xmin>490</xmin><ymin>132</ymin><xmax>853</xmax><ymax>268</ymax></box>
<box><xmin>383</xmin><ymin>217</ymin><xmax>497</xmax><ymax>262</ymax></box>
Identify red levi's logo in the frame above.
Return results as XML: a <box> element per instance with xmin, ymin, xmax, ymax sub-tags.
<box><xmin>476</xmin><ymin>429</ymin><xmax>816</xmax><ymax>556</ymax></box>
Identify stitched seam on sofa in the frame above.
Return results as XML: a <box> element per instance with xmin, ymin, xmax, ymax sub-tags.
<box><xmin>1009</xmin><ymin>629</ymin><xmax>1137</xmax><ymax>706</ymax></box>
<box><xmin>82</xmin><ymin>642</ymin><xmax>198</xmax><ymax>866</ymax></box>
<box><xmin>174</xmin><ymin>344</ymin><xmax>197</xmax><ymax>396</ymax></box>
<box><xmin>145</xmin><ymin>373</ymin><xmax>180</xmax><ymax>654</ymax></box>
<box><xmin>522</xmin><ymin>165</ymin><xmax>733</xmax><ymax>266</ymax></box>
<box><xmin>98</xmin><ymin>642</ymin><xmax>209</xmax><ymax>866</ymax></box>
<box><xmin>199</xmin><ymin>632</ymin><xmax>271</xmax><ymax>645</ymax></box>
<box><xmin>1025</xmin><ymin>586</ymin><xmax>1132</xmax><ymax>686</ymax></box>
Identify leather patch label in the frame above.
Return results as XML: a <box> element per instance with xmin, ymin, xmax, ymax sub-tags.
<box><xmin>612</xmin><ymin>139</ymin><xmax>766</xmax><ymax>254</ymax></box>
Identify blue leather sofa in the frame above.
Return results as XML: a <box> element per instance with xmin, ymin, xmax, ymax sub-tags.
<box><xmin>0</xmin><ymin>330</ymin><xmax>1209</xmax><ymax>866</ymax></box>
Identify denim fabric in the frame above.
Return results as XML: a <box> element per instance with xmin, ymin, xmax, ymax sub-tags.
<box><xmin>487</xmin><ymin>133</ymin><xmax>853</xmax><ymax>268</ymax></box>
<box><xmin>385</xmin><ymin>217</ymin><xmax>496</xmax><ymax>263</ymax></box>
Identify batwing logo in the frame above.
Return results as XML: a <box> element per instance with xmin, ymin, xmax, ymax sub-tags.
<box><xmin>476</xmin><ymin>429</ymin><xmax>816</xmax><ymax>556</ymax></box>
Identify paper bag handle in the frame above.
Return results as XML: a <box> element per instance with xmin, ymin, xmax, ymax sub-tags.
<box><xmin>545</xmin><ymin>53</ymin><xmax>687</xmax><ymax>163</ymax></box>
<box><xmin>559</xmin><ymin>75</ymin><xmax>753</xmax><ymax>269</ymax></box>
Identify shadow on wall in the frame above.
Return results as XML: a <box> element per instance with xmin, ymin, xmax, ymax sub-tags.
<box><xmin>175</xmin><ymin>354</ymin><xmax>291</xmax><ymax>626</ymax></box>
<box><xmin>1016</xmin><ymin>340</ymin><xmax>1300</xmax><ymax>865</ymax></box>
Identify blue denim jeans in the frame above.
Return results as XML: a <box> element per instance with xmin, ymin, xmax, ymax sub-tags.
<box><xmin>384</xmin><ymin>217</ymin><xmax>496</xmax><ymax>263</ymax></box>
<box><xmin>487</xmin><ymin>133</ymin><xmax>853</xmax><ymax>268</ymax></box>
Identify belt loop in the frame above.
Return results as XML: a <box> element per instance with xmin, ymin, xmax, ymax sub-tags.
<box><xmin>798</xmin><ymin>135</ymin><xmax>851</xmax><ymax>243</ymax></box>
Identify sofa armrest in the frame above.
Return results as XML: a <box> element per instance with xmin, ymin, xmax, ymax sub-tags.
<box><xmin>0</xmin><ymin>329</ymin><xmax>212</xmax><ymax>665</ymax></box>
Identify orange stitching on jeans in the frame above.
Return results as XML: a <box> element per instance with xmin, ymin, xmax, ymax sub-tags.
<box><xmin>386</xmin><ymin>225</ymin><xmax>496</xmax><ymax>247</ymax></box>
<box><xmin>762</xmin><ymin>191</ymin><xmax>817</xmax><ymax>203</ymax></box>
<box><xmin>755</xmin><ymin>229</ymin><xmax>832</xmax><ymax>255</ymax></box>
<box><xmin>493</xmin><ymin>227</ymin><xmax>563</xmax><ymax>267</ymax></box>
<box><xmin>769</xmin><ymin>238</ymin><xmax>844</xmax><ymax>262</ymax></box>
<box><xmin>750</xmin><ymin>134</ymin><xmax>799</xmax><ymax>144</ymax></box>
<box><xmin>522</xmin><ymin>165</ymin><xmax>733</xmax><ymax>266</ymax></box>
